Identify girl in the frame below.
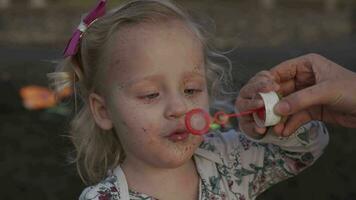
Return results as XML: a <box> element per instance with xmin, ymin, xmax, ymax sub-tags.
<box><xmin>49</xmin><ymin>0</ymin><xmax>328</xmax><ymax>199</ymax></box>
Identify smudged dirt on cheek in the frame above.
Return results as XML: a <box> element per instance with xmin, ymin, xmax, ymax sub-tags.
<box><xmin>121</xmin><ymin>120</ymin><xmax>128</xmax><ymax>127</ymax></box>
<box><xmin>141</xmin><ymin>127</ymin><xmax>148</xmax><ymax>134</ymax></box>
<box><xmin>182</xmin><ymin>137</ymin><xmax>202</xmax><ymax>154</ymax></box>
<box><xmin>184</xmin><ymin>145</ymin><xmax>193</xmax><ymax>153</ymax></box>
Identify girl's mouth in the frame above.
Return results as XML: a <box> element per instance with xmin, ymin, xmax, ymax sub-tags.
<box><xmin>167</xmin><ymin>131</ymin><xmax>189</xmax><ymax>142</ymax></box>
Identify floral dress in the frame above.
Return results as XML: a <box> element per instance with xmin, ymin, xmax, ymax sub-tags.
<box><xmin>79</xmin><ymin>121</ymin><xmax>329</xmax><ymax>200</ymax></box>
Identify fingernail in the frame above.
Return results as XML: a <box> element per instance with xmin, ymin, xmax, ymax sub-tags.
<box><xmin>275</xmin><ymin>101</ymin><xmax>290</xmax><ymax>114</ymax></box>
<box><xmin>255</xmin><ymin>127</ymin><xmax>266</xmax><ymax>134</ymax></box>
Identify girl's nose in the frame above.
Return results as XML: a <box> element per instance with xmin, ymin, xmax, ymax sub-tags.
<box><xmin>164</xmin><ymin>95</ymin><xmax>188</xmax><ymax>119</ymax></box>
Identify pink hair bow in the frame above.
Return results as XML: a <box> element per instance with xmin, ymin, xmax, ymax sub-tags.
<box><xmin>63</xmin><ymin>0</ymin><xmax>107</xmax><ymax>57</ymax></box>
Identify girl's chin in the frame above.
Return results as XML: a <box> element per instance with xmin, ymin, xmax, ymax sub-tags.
<box><xmin>159</xmin><ymin>140</ymin><xmax>202</xmax><ymax>167</ymax></box>
<box><xmin>158</xmin><ymin>155</ymin><xmax>195</xmax><ymax>169</ymax></box>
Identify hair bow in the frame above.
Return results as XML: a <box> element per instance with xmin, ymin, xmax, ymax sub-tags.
<box><xmin>63</xmin><ymin>0</ymin><xmax>107</xmax><ymax>57</ymax></box>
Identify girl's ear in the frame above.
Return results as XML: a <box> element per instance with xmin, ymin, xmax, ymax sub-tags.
<box><xmin>89</xmin><ymin>93</ymin><xmax>113</xmax><ymax>130</ymax></box>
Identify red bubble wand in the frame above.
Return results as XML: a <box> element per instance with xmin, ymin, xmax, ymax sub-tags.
<box><xmin>185</xmin><ymin>107</ymin><xmax>265</xmax><ymax>135</ymax></box>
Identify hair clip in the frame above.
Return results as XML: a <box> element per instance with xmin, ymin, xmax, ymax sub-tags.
<box><xmin>63</xmin><ymin>0</ymin><xmax>107</xmax><ymax>57</ymax></box>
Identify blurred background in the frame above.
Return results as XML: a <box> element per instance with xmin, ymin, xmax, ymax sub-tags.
<box><xmin>1</xmin><ymin>0</ymin><xmax>356</xmax><ymax>199</ymax></box>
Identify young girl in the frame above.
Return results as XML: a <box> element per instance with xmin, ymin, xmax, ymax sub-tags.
<box><xmin>50</xmin><ymin>0</ymin><xmax>329</xmax><ymax>199</ymax></box>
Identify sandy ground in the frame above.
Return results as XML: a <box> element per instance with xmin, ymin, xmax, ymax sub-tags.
<box><xmin>1</xmin><ymin>36</ymin><xmax>356</xmax><ymax>199</ymax></box>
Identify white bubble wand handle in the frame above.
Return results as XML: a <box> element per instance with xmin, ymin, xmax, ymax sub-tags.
<box><xmin>253</xmin><ymin>91</ymin><xmax>282</xmax><ymax>127</ymax></box>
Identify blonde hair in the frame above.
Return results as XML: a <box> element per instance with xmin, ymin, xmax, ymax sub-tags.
<box><xmin>49</xmin><ymin>0</ymin><xmax>234</xmax><ymax>185</ymax></box>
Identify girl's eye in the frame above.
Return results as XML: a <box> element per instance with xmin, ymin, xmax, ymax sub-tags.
<box><xmin>184</xmin><ymin>88</ymin><xmax>202</xmax><ymax>96</ymax></box>
<box><xmin>141</xmin><ymin>93</ymin><xmax>159</xmax><ymax>100</ymax></box>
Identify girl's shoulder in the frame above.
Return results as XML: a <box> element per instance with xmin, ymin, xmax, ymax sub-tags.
<box><xmin>79</xmin><ymin>175</ymin><xmax>121</xmax><ymax>200</ymax></box>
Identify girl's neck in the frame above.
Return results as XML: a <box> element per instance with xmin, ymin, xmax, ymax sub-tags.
<box><xmin>121</xmin><ymin>157</ymin><xmax>199</xmax><ymax>199</ymax></box>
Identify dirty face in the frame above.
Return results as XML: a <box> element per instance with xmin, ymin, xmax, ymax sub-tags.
<box><xmin>105</xmin><ymin>20</ymin><xmax>209</xmax><ymax>168</ymax></box>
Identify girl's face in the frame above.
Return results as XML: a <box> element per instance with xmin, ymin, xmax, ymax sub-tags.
<box><xmin>105</xmin><ymin>20</ymin><xmax>209</xmax><ymax>168</ymax></box>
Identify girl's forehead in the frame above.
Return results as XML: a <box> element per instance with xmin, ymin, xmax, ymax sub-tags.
<box><xmin>112</xmin><ymin>63</ymin><xmax>206</xmax><ymax>90</ymax></box>
<box><xmin>106</xmin><ymin>20</ymin><xmax>204</xmax><ymax>84</ymax></box>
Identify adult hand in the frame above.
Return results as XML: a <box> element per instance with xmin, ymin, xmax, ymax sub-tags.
<box><xmin>235</xmin><ymin>70</ymin><xmax>280</xmax><ymax>138</ymax></box>
<box><xmin>270</xmin><ymin>53</ymin><xmax>356</xmax><ymax>135</ymax></box>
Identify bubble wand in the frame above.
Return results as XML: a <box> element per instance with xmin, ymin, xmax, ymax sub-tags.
<box><xmin>185</xmin><ymin>91</ymin><xmax>281</xmax><ymax>135</ymax></box>
<box><xmin>185</xmin><ymin>107</ymin><xmax>265</xmax><ymax>135</ymax></box>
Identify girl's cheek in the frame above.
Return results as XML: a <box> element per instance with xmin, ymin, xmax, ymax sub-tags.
<box><xmin>128</xmin><ymin>112</ymin><xmax>160</xmax><ymax>133</ymax></box>
<box><xmin>191</xmin><ymin>92</ymin><xmax>209</xmax><ymax>108</ymax></box>
<box><xmin>189</xmin><ymin>99</ymin><xmax>201</xmax><ymax>107</ymax></box>
<box><xmin>120</xmin><ymin>120</ymin><xmax>129</xmax><ymax>128</ymax></box>
<box><xmin>140</xmin><ymin>124</ymin><xmax>157</xmax><ymax>135</ymax></box>
<box><xmin>141</xmin><ymin>126</ymin><xmax>149</xmax><ymax>134</ymax></box>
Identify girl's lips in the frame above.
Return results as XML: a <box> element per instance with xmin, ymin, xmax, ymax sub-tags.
<box><xmin>167</xmin><ymin>131</ymin><xmax>189</xmax><ymax>142</ymax></box>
